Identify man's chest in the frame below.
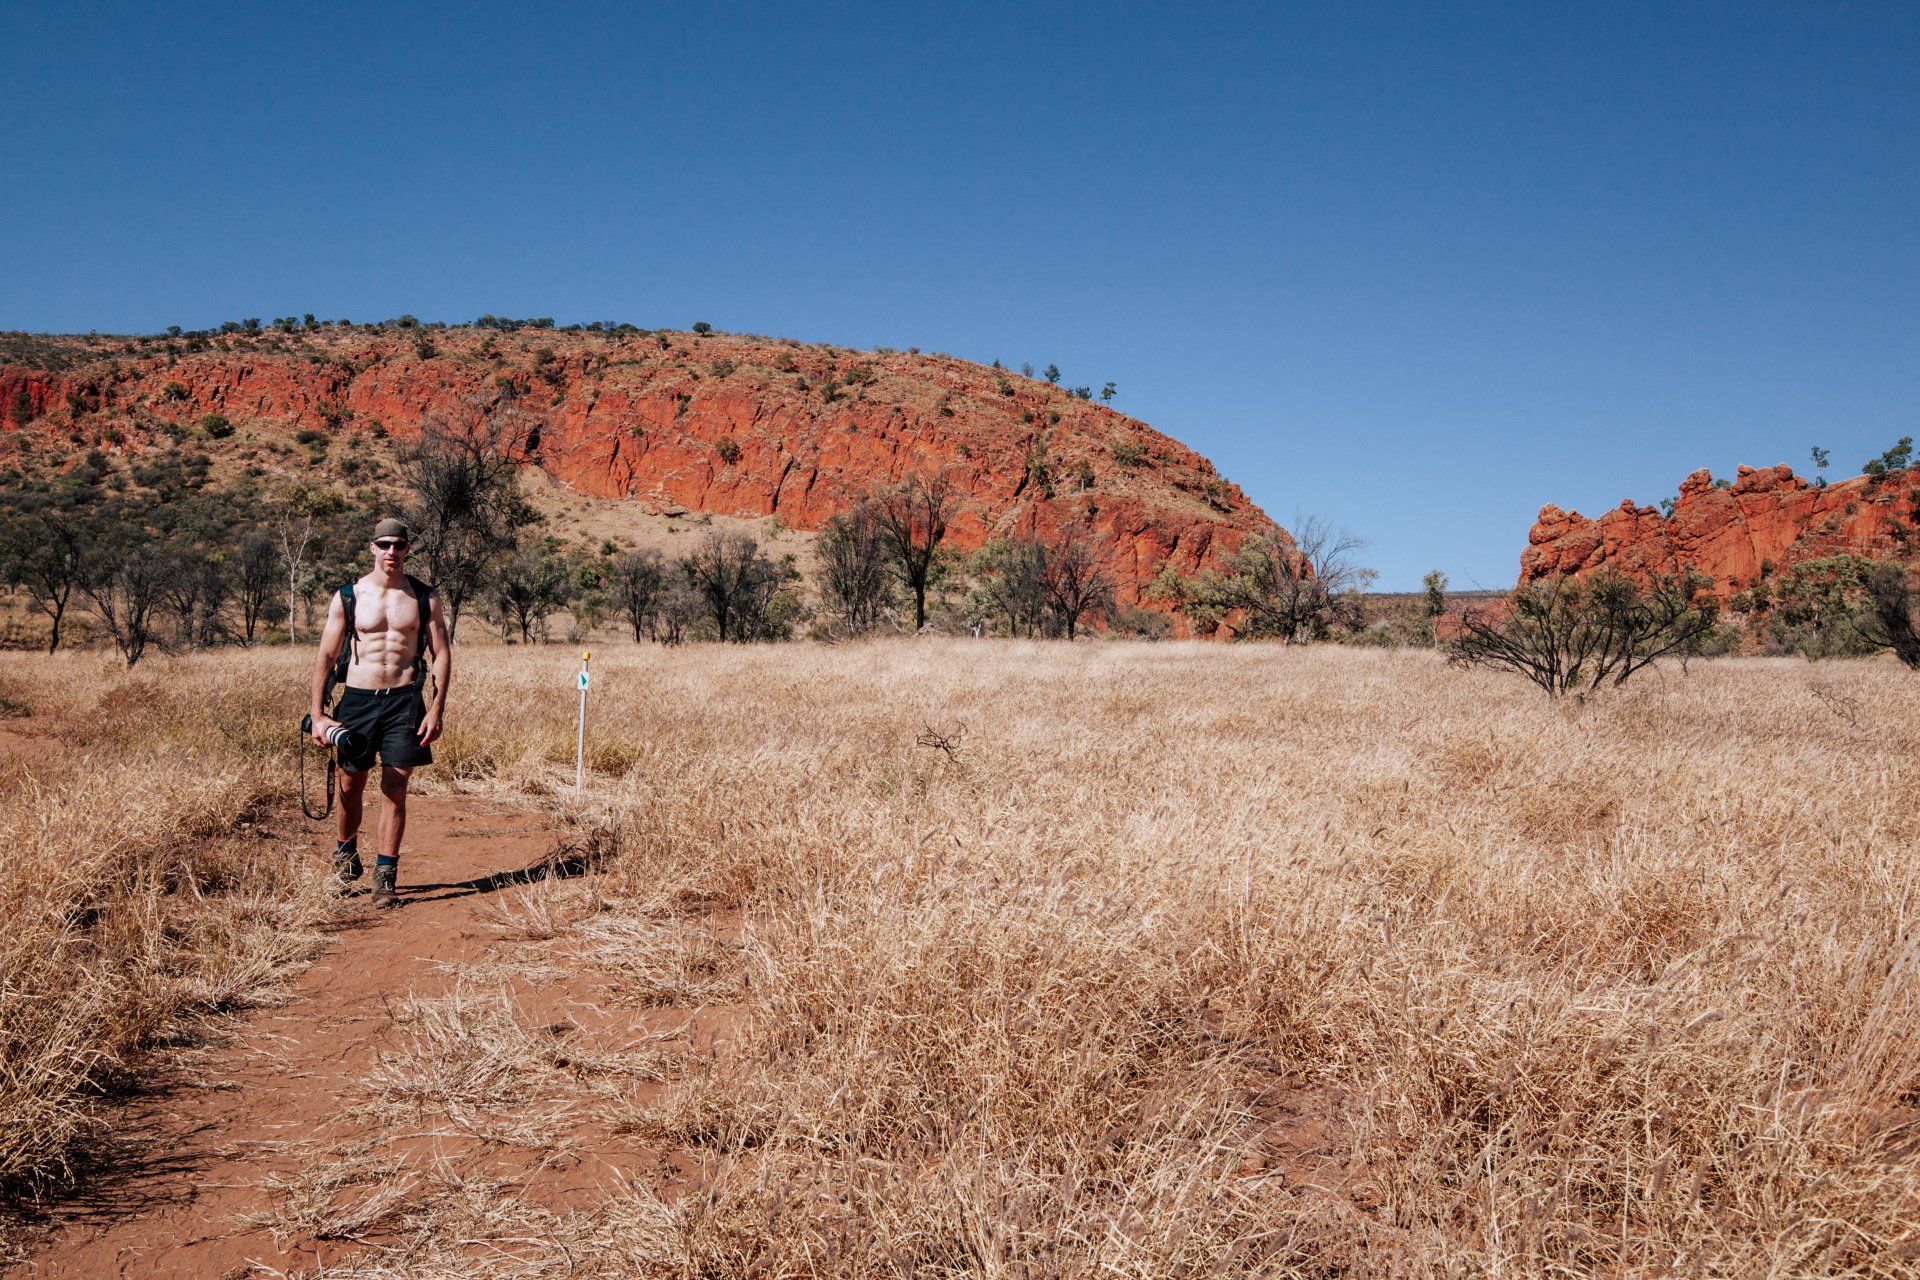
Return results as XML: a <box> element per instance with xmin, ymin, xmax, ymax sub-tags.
<box><xmin>353</xmin><ymin>586</ymin><xmax>421</xmax><ymax>638</ymax></box>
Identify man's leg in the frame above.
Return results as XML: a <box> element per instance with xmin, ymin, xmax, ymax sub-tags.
<box><xmin>334</xmin><ymin>767</ymin><xmax>369</xmax><ymax>884</ymax></box>
<box><xmin>370</xmin><ymin>765</ymin><xmax>412</xmax><ymax>908</ymax></box>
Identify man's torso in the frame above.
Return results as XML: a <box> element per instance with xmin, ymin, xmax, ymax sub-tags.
<box><xmin>346</xmin><ymin>575</ymin><xmax>424</xmax><ymax>690</ymax></box>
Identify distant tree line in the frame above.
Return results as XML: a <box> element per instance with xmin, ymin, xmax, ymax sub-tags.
<box><xmin>0</xmin><ymin>452</ymin><xmax>374</xmax><ymax>665</ymax></box>
<box><xmin>0</xmin><ymin>386</ymin><xmax>1402</xmax><ymax>658</ymax></box>
<box><xmin>17</xmin><ymin>384</ymin><xmax>1909</xmax><ymax>672</ymax></box>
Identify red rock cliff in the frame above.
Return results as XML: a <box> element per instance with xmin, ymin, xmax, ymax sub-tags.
<box><xmin>0</xmin><ymin>329</ymin><xmax>1284</xmax><ymax>613</ymax></box>
<box><xmin>1521</xmin><ymin>463</ymin><xmax>1920</xmax><ymax>597</ymax></box>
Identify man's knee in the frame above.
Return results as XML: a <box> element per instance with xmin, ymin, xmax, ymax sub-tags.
<box><xmin>379</xmin><ymin>765</ymin><xmax>412</xmax><ymax>803</ymax></box>
<box><xmin>339</xmin><ymin>768</ymin><xmax>370</xmax><ymax>797</ymax></box>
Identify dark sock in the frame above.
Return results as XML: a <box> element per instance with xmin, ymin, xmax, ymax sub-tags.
<box><xmin>376</xmin><ymin>854</ymin><xmax>398</xmax><ymax>868</ymax></box>
<box><xmin>336</xmin><ymin>837</ymin><xmax>358</xmax><ymax>855</ymax></box>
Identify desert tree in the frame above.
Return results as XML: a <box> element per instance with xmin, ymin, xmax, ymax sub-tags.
<box><xmin>678</xmin><ymin>531</ymin><xmax>800</xmax><ymax>642</ymax></box>
<box><xmin>1158</xmin><ymin>514</ymin><xmax>1374</xmax><ymax>642</ymax></box>
<box><xmin>398</xmin><ymin>393</ymin><xmax>540</xmax><ymax>639</ymax></box>
<box><xmin>736</xmin><ymin>549</ymin><xmax>803</xmax><ymax>640</ymax></box>
<box><xmin>1422</xmin><ymin>570</ymin><xmax>1449</xmax><ymax>619</ymax></box>
<box><xmin>1043</xmin><ymin>524</ymin><xmax>1115</xmax><ymax>640</ymax></box>
<box><xmin>274</xmin><ymin>481</ymin><xmax>345</xmax><ymax>644</ymax></box>
<box><xmin>816</xmin><ymin>504</ymin><xmax>896</xmax><ymax>635</ymax></box>
<box><xmin>0</xmin><ymin>499</ymin><xmax>86</xmax><ymax>653</ymax></box>
<box><xmin>872</xmin><ymin>471</ymin><xmax>956</xmax><ymax>631</ymax></box>
<box><xmin>160</xmin><ymin>549</ymin><xmax>232</xmax><ymax>649</ymax></box>
<box><xmin>1765</xmin><ymin>555</ymin><xmax>1920</xmax><ymax>671</ymax></box>
<box><xmin>610</xmin><ymin>547</ymin><xmax>668</xmax><ymax>641</ymax></box>
<box><xmin>233</xmin><ymin>532</ymin><xmax>282</xmax><ymax>644</ymax></box>
<box><xmin>1862</xmin><ymin>436</ymin><xmax>1915</xmax><ymax>481</ymax></box>
<box><xmin>652</xmin><ymin>575</ymin><xmax>703</xmax><ymax>645</ymax></box>
<box><xmin>1860</xmin><ymin>562</ymin><xmax>1920</xmax><ymax>668</ymax></box>
<box><xmin>487</xmin><ymin>538</ymin><xmax>574</xmax><ymax>643</ymax></box>
<box><xmin>81</xmin><ymin>530</ymin><xmax>172</xmax><ymax>669</ymax></box>
<box><xmin>969</xmin><ymin>536</ymin><xmax>1052</xmax><ymax>637</ymax></box>
<box><xmin>566</xmin><ymin>551</ymin><xmax>614</xmax><ymax>634</ymax></box>
<box><xmin>1766</xmin><ymin>555</ymin><xmax>1887</xmax><ymax>659</ymax></box>
<box><xmin>1449</xmin><ymin>572</ymin><xmax>1717</xmax><ymax>698</ymax></box>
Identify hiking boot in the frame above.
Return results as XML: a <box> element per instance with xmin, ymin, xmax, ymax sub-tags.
<box><xmin>371</xmin><ymin>859</ymin><xmax>399</xmax><ymax>910</ymax></box>
<box><xmin>332</xmin><ymin>840</ymin><xmax>363</xmax><ymax>888</ymax></box>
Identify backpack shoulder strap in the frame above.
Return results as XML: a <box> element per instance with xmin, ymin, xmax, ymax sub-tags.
<box><xmin>340</xmin><ymin>583</ymin><xmax>359</xmax><ymax>654</ymax></box>
<box><xmin>406</xmin><ymin>577</ymin><xmax>436</xmax><ymax>693</ymax></box>
<box><xmin>407</xmin><ymin>576</ymin><xmax>434</xmax><ymax>655</ymax></box>
<box><xmin>326</xmin><ymin>582</ymin><xmax>357</xmax><ymax>704</ymax></box>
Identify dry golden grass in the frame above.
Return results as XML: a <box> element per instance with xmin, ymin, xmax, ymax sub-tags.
<box><xmin>409</xmin><ymin>640</ymin><xmax>1920</xmax><ymax>1276</ymax></box>
<box><xmin>7</xmin><ymin>640</ymin><xmax>1920</xmax><ymax>1276</ymax></box>
<box><xmin>0</xmin><ymin>651</ymin><xmax>337</xmax><ymax>1206</ymax></box>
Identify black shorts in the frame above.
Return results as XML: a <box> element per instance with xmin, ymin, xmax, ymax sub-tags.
<box><xmin>333</xmin><ymin>685</ymin><xmax>432</xmax><ymax>773</ymax></box>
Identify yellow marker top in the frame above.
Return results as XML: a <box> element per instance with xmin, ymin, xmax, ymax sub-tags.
<box><xmin>582</xmin><ymin>651</ymin><xmax>591</xmax><ymax>662</ymax></box>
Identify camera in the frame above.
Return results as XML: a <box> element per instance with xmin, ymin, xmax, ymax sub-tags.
<box><xmin>301</xmin><ymin>714</ymin><xmax>360</xmax><ymax>754</ymax></box>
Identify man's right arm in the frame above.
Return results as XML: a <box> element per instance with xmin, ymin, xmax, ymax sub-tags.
<box><xmin>311</xmin><ymin>592</ymin><xmax>346</xmax><ymax>738</ymax></box>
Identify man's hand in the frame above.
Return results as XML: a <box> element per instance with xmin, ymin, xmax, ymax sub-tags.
<box><xmin>310</xmin><ymin>715</ymin><xmax>343</xmax><ymax>747</ymax></box>
<box><xmin>417</xmin><ymin>707</ymin><xmax>443</xmax><ymax>746</ymax></box>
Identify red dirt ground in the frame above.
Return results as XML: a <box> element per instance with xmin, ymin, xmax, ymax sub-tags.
<box><xmin>4</xmin><ymin>794</ymin><xmax>716</xmax><ymax>1279</ymax></box>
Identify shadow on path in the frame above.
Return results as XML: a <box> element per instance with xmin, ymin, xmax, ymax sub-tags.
<box><xmin>395</xmin><ymin>844</ymin><xmax>598</xmax><ymax>906</ymax></box>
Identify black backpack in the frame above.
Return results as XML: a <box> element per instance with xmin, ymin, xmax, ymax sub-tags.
<box><xmin>326</xmin><ymin>575</ymin><xmax>436</xmax><ymax>707</ymax></box>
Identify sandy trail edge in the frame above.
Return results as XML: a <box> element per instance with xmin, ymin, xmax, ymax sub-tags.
<box><xmin>5</xmin><ymin>791</ymin><xmax>670</xmax><ymax>1280</ymax></box>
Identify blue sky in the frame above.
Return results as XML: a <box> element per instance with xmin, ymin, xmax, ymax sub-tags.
<box><xmin>3</xmin><ymin>2</ymin><xmax>1915</xmax><ymax>589</ymax></box>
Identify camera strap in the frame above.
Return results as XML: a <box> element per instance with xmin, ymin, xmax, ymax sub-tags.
<box><xmin>299</xmin><ymin>728</ymin><xmax>335</xmax><ymax>821</ymax></box>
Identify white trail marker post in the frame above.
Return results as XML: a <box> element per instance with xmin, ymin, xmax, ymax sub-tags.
<box><xmin>574</xmin><ymin>650</ymin><xmax>591</xmax><ymax>792</ymax></box>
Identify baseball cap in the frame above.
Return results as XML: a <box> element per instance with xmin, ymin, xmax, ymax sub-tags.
<box><xmin>373</xmin><ymin>518</ymin><xmax>411</xmax><ymax>542</ymax></box>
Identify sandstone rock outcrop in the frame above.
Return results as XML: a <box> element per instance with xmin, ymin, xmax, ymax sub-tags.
<box><xmin>0</xmin><ymin>328</ymin><xmax>1284</xmax><ymax>614</ymax></box>
<box><xmin>1521</xmin><ymin>463</ymin><xmax>1920</xmax><ymax>597</ymax></box>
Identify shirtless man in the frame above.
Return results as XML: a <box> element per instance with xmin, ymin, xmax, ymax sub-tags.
<box><xmin>309</xmin><ymin>518</ymin><xmax>452</xmax><ymax>908</ymax></box>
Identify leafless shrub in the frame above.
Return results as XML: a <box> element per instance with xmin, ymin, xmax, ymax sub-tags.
<box><xmin>970</xmin><ymin>523</ymin><xmax>1114</xmax><ymax>639</ymax></box>
<box><xmin>1451</xmin><ymin>571</ymin><xmax>1718</xmax><ymax>697</ymax></box>
<box><xmin>914</xmin><ymin>719</ymin><xmax>966</xmax><ymax>761</ymax></box>
<box><xmin>1808</xmin><ymin>680</ymin><xmax>1863</xmax><ymax>727</ymax></box>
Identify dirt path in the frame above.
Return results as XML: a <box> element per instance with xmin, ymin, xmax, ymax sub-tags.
<box><xmin>6</xmin><ymin>792</ymin><xmax>682</xmax><ymax>1280</ymax></box>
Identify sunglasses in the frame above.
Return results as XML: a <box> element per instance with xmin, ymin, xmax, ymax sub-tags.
<box><xmin>373</xmin><ymin>539</ymin><xmax>410</xmax><ymax>551</ymax></box>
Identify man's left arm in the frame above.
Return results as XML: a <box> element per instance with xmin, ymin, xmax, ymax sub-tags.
<box><xmin>419</xmin><ymin>593</ymin><xmax>452</xmax><ymax>745</ymax></box>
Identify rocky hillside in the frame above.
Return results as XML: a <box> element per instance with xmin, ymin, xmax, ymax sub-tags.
<box><xmin>0</xmin><ymin>326</ymin><xmax>1282</xmax><ymax>611</ymax></box>
<box><xmin>1522</xmin><ymin>462</ymin><xmax>1920</xmax><ymax>598</ymax></box>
